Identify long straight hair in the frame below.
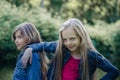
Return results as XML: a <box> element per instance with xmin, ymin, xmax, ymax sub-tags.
<box><xmin>12</xmin><ymin>22</ymin><xmax>48</xmax><ymax>80</ymax></box>
<box><xmin>54</xmin><ymin>19</ymin><xmax>97</xmax><ymax>80</ymax></box>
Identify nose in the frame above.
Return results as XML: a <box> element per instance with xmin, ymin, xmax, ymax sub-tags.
<box><xmin>66</xmin><ymin>40</ymin><xmax>71</xmax><ymax>45</ymax></box>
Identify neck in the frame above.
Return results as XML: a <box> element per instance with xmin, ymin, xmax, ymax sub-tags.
<box><xmin>71</xmin><ymin>51</ymin><xmax>81</xmax><ymax>59</ymax></box>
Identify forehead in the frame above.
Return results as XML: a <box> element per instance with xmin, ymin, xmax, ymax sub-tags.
<box><xmin>15</xmin><ymin>30</ymin><xmax>22</xmax><ymax>36</ymax></box>
<box><xmin>61</xmin><ymin>28</ymin><xmax>77</xmax><ymax>38</ymax></box>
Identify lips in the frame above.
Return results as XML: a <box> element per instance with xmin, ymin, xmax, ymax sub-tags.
<box><xmin>67</xmin><ymin>46</ymin><xmax>74</xmax><ymax>49</ymax></box>
<box><xmin>16</xmin><ymin>44</ymin><xmax>20</xmax><ymax>47</ymax></box>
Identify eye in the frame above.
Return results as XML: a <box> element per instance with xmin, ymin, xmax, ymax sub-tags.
<box><xmin>70</xmin><ymin>38</ymin><xmax>75</xmax><ymax>41</ymax></box>
<box><xmin>18</xmin><ymin>36</ymin><xmax>22</xmax><ymax>39</ymax></box>
<box><xmin>16</xmin><ymin>35</ymin><xmax>23</xmax><ymax>39</ymax></box>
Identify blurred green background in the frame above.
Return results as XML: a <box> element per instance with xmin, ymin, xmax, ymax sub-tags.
<box><xmin>0</xmin><ymin>0</ymin><xmax>120</xmax><ymax>80</ymax></box>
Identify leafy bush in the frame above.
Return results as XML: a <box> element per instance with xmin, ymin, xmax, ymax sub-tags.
<box><xmin>0</xmin><ymin>1</ymin><xmax>60</xmax><ymax>67</ymax></box>
<box><xmin>86</xmin><ymin>20</ymin><xmax>120</xmax><ymax>69</ymax></box>
<box><xmin>111</xmin><ymin>21</ymin><xmax>120</xmax><ymax>69</ymax></box>
<box><xmin>0</xmin><ymin>1</ymin><xmax>120</xmax><ymax>70</ymax></box>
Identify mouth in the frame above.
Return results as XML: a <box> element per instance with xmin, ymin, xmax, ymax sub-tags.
<box><xmin>16</xmin><ymin>44</ymin><xmax>20</xmax><ymax>47</ymax></box>
<box><xmin>67</xmin><ymin>46</ymin><xmax>74</xmax><ymax>49</ymax></box>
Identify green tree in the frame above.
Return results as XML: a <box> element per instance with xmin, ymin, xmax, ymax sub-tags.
<box><xmin>44</xmin><ymin>0</ymin><xmax>120</xmax><ymax>24</ymax></box>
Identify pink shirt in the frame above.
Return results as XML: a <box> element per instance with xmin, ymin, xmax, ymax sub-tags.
<box><xmin>62</xmin><ymin>56</ymin><xmax>80</xmax><ymax>80</ymax></box>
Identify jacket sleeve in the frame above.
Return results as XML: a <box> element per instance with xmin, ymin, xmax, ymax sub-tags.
<box><xmin>28</xmin><ymin>52</ymin><xmax>42</xmax><ymax>80</ymax></box>
<box><xmin>28</xmin><ymin>41</ymin><xmax>57</xmax><ymax>53</ymax></box>
<box><xmin>95</xmin><ymin>52</ymin><xmax>120</xmax><ymax>80</ymax></box>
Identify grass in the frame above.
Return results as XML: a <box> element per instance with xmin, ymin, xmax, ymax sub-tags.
<box><xmin>0</xmin><ymin>67</ymin><xmax>13</xmax><ymax>80</ymax></box>
<box><xmin>0</xmin><ymin>67</ymin><xmax>119</xmax><ymax>80</ymax></box>
<box><xmin>97</xmin><ymin>69</ymin><xmax>120</xmax><ymax>80</ymax></box>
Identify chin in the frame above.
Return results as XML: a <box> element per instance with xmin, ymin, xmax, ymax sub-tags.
<box><xmin>17</xmin><ymin>47</ymin><xmax>21</xmax><ymax>50</ymax></box>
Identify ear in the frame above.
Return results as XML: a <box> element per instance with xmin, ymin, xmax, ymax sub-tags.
<box><xmin>79</xmin><ymin>36</ymin><xmax>82</xmax><ymax>42</ymax></box>
<box><xmin>26</xmin><ymin>37</ymin><xmax>30</xmax><ymax>44</ymax></box>
<box><xmin>80</xmin><ymin>37</ymin><xmax>83</xmax><ymax>45</ymax></box>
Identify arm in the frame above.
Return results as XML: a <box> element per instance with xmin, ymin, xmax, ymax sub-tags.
<box><xmin>27</xmin><ymin>52</ymin><xmax>42</xmax><ymax>80</ymax></box>
<box><xmin>95</xmin><ymin>52</ymin><xmax>119</xmax><ymax>80</ymax></box>
<box><xmin>22</xmin><ymin>41</ymin><xmax>57</xmax><ymax>67</ymax></box>
<box><xmin>28</xmin><ymin>41</ymin><xmax>57</xmax><ymax>53</ymax></box>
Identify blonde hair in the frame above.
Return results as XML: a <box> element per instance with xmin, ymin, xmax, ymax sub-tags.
<box><xmin>12</xmin><ymin>22</ymin><xmax>48</xmax><ymax>80</ymax></box>
<box><xmin>54</xmin><ymin>19</ymin><xmax>97</xmax><ymax>80</ymax></box>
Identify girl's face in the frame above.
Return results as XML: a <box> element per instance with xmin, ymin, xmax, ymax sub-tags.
<box><xmin>62</xmin><ymin>27</ymin><xmax>81</xmax><ymax>54</ymax></box>
<box><xmin>14</xmin><ymin>30</ymin><xmax>29</xmax><ymax>51</ymax></box>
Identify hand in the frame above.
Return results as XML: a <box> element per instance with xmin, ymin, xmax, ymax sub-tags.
<box><xmin>22</xmin><ymin>48</ymin><xmax>33</xmax><ymax>68</ymax></box>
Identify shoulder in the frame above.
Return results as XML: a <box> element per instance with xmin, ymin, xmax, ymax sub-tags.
<box><xmin>87</xmin><ymin>49</ymin><xmax>98</xmax><ymax>58</ymax></box>
<box><xmin>87</xmin><ymin>49</ymin><xmax>104</xmax><ymax>61</ymax></box>
<box><xmin>32</xmin><ymin>52</ymin><xmax>40</xmax><ymax>59</ymax></box>
<box><xmin>43</xmin><ymin>41</ymin><xmax>58</xmax><ymax>47</ymax></box>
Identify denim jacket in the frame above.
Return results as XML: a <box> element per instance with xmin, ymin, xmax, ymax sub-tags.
<box><xmin>12</xmin><ymin>50</ymin><xmax>42</xmax><ymax>80</ymax></box>
<box><xmin>29</xmin><ymin>42</ymin><xmax>120</xmax><ymax>80</ymax></box>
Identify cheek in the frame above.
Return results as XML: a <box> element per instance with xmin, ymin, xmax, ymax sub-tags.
<box><xmin>73</xmin><ymin>40</ymin><xmax>80</xmax><ymax>46</ymax></box>
<box><xmin>23</xmin><ymin>38</ymin><xmax>29</xmax><ymax>46</ymax></box>
<box><xmin>24</xmin><ymin>41</ymin><xmax>28</xmax><ymax>46</ymax></box>
<box><xmin>63</xmin><ymin>41</ymin><xmax>66</xmax><ymax>46</ymax></box>
<box><xmin>62</xmin><ymin>41</ymin><xmax>67</xmax><ymax>48</ymax></box>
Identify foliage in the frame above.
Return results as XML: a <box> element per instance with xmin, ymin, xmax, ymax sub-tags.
<box><xmin>6</xmin><ymin>0</ymin><xmax>120</xmax><ymax>24</ymax></box>
<box><xmin>0</xmin><ymin>1</ymin><xmax>59</xmax><ymax>66</ymax></box>
<box><xmin>0</xmin><ymin>67</ymin><xmax>13</xmax><ymax>80</ymax></box>
<box><xmin>6</xmin><ymin>0</ymin><xmax>41</xmax><ymax>7</ymax></box>
<box><xmin>111</xmin><ymin>21</ymin><xmax>120</xmax><ymax>69</ymax></box>
<box><xmin>0</xmin><ymin>1</ymin><xmax>120</xmax><ymax>70</ymax></box>
<box><xmin>45</xmin><ymin>0</ymin><xmax>120</xmax><ymax>24</ymax></box>
<box><xmin>6</xmin><ymin>0</ymin><xmax>30</xmax><ymax>6</ymax></box>
<box><xmin>86</xmin><ymin>20</ymin><xmax>120</xmax><ymax>69</ymax></box>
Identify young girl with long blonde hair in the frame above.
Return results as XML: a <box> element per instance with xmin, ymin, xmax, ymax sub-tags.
<box><xmin>22</xmin><ymin>19</ymin><xmax>119</xmax><ymax>80</ymax></box>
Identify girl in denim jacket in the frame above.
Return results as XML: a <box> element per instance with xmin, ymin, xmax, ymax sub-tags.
<box><xmin>12</xmin><ymin>22</ymin><xmax>48</xmax><ymax>80</ymax></box>
<box><xmin>23</xmin><ymin>19</ymin><xmax>119</xmax><ymax>80</ymax></box>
